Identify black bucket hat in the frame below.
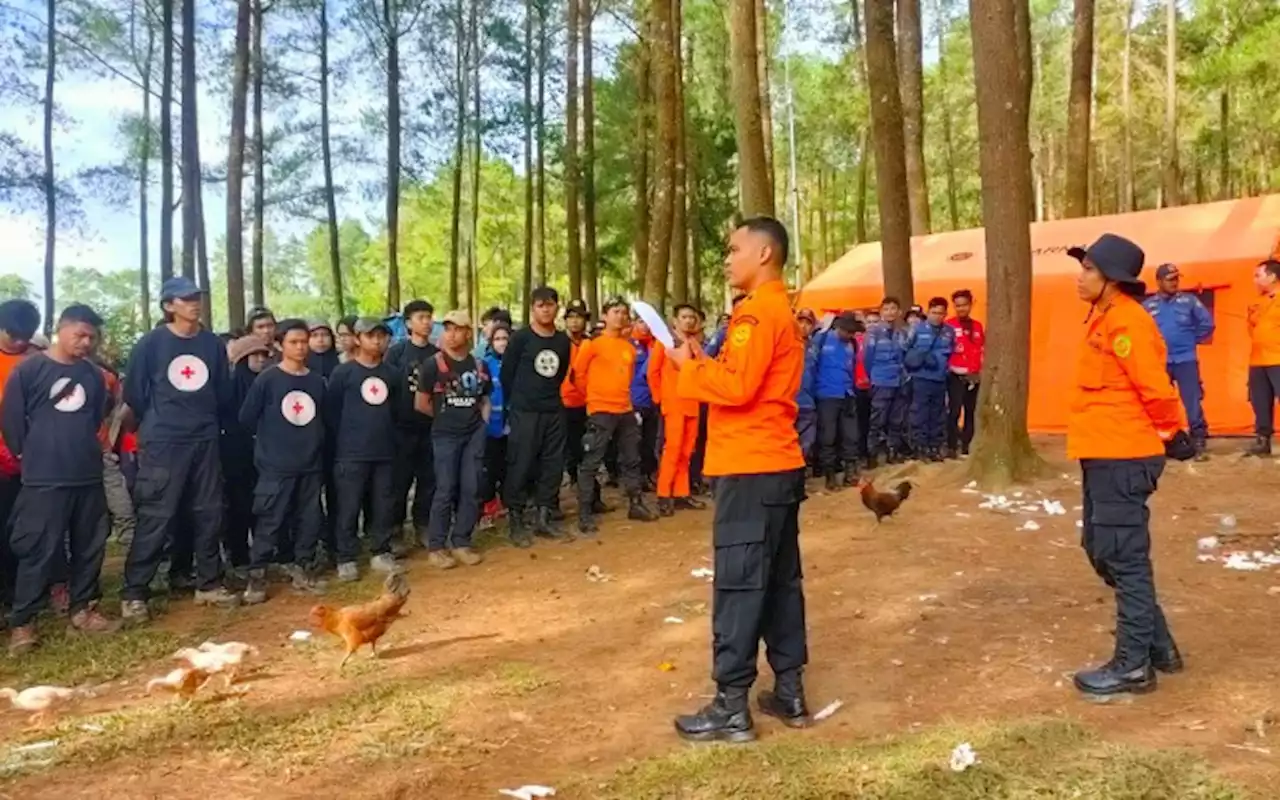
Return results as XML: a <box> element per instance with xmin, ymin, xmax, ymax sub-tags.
<box><xmin>1068</xmin><ymin>234</ymin><xmax>1146</xmax><ymax>294</ymax></box>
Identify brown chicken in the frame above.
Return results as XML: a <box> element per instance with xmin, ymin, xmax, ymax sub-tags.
<box><xmin>146</xmin><ymin>667</ymin><xmax>212</xmax><ymax>700</ymax></box>
<box><xmin>309</xmin><ymin>573</ymin><xmax>411</xmax><ymax>669</ymax></box>
<box><xmin>858</xmin><ymin>478</ymin><xmax>913</xmax><ymax>522</ymax></box>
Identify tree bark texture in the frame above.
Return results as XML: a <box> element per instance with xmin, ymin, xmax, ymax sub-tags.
<box><xmin>1063</xmin><ymin>0</ymin><xmax>1093</xmax><ymax>219</ymax></box>
<box><xmin>160</xmin><ymin>0</ymin><xmax>174</xmax><ymax>282</ymax></box>
<box><xmin>864</xmin><ymin>0</ymin><xmax>913</xmax><ymax>306</ymax></box>
<box><xmin>449</xmin><ymin>0</ymin><xmax>466</xmax><ymax>310</ymax></box>
<box><xmin>632</xmin><ymin>15</ymin><xmax>651</xmax><ymax>297</ymax></box>
<box><xmin>1218</xmin><ymin>89</ymin><xmax>1230</xmax><ymax>200</ymax></box>
<box><xmin>686</xmin><ymin>32</ymin><xmax>701</xmax><ymax>308</ymax></box>
<box><xmin>728</xmin><ymin>0</ymin><xmax>772</xmax><ymax>217</ymax></box>
<box><xmin>967</xmin><ymin>0</ymin><xmax>1043</xmax><ymax>488</ymax></box>
<box><xmin>180</xmin><ymin>0</ymin><xmax>199</xmax><ymax>279</ymax></box>
<box><xmin>645</xmin><ymin>0</ymin><xmax>677</xmax><ymax>310</ymax></box>
<box><xmin>320</xmin><ymin>0</ymin><xmax>344</xmax><ymax>315</ymax></box>
<box><xmin>536</xmin><ymin>0</ymin><xmax>547</xmax><ymax>285</ymax></box>
<box><xmin>581</xmin><ymin>0</ymin><xmax>599</xmax><ymax>314</ymax></box>
<box><xmin>754</xmin><ymin>0</ymin><xmax>773</xmax><ymax>199</ymax></box>
<box><xmin>251</xmin><ymin>0</ymin><xmax>266</xmax><ymax>307</ymax></box>
<box><xmin>384</xmin><ymin>0</ymin><xmax>402</xmax><ymax>313</ymax></box>
<box><xmin>42</xmin><ymin>0</ymin><xmax>56</xmax><ymax>335</ymax></box>
<box><xmin>469</xmin><ymin>0</ymin><xmax>481</xmax><ymax>322</ymax></box>
<box><xmin>1162</xmin><ymin>0</ymin><xmax>1179</xmax><ymax>206</ymax></box>
<box><xmin>139</xmin><ymin>14</ymin><xmax>154</xmax><ymax>329</ymax></box>
<box><xmin>565</xmin><ymin>0</ymin><xmax>582</xmax><ymax>301</ymax></box>
<box><xmin>896</xmin><ymin>0</ymin><xmax>929</xmax><ymax>234</ymax></box>
<box><xmin>1120</xmin><ymin>0</ymin><xmax>1134</xmax><ymax>212</ymax></box>
<box><xmin>522</xmin><ymin>0</ymin><xmax>534</xmax><ymax>321</ymax></box>
<box><xmin>226</xmin><ymin>0</ymin><xmax>251</xmax><ymax>328</ymax></box>
<box><xmin>670</xmin><ymin>0</ymin><xmax>688</xmax><ymax>306</ymax></box>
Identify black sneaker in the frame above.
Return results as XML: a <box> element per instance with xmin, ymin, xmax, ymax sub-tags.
<box><xmin>673</xmin><ymin>496</ymin><xmax>706</xmax><ymax>510</ymax></box>
<box><xmin>824</xmin><ymin>471</ymin><xmax>840</xmax><ymax>492</ymax></box>
<box><xmin>628</xmin><ymin>498</ymin><xmax>659</xmax><ymax>522</ymax></box>
<box><xmin>534</xmin><ymin>507</ymin><xmax>566</xmax><ymax>539</ymax></box>
<box><xmin>842</xmin><ymin>462</ymin><xmax>859</xmax><ymax>486</ymax></box>
<box><xmin>243</xmin><ymin>570</ymin><xmax>268</xmax><ymax>605</ymax></box>
<box><xmin>657</xmin><ymin>498</ymin><xmax>675</xmax><ymax>517</ymax></box>
<box><xmin>577</xmin><ymin>515</ymin><xmax>599</xmax><ymax>537</ymax></box>
<box><xmin>1073</xmin><ymin>662</ymin><xmax>1157</xmax><ymax>697</ymax></box>
<box><xmin>1244</xmin><ymin>436</ymin><xmax>1272</xmax><ymax>458</ymax></box>
<box><xmin>674</xmin><ymin>690</ymin><xmax>756</xmax><ymax>743</ymax></box>
<box><xmin>591</xmin><ymin>497</ymin><xmax>613</xmax><ymax>515</ymax></box>
<box><xmin>508</xmin><ymin>508</ymin><xmax>534</xmax><ymax>548</ymax></box>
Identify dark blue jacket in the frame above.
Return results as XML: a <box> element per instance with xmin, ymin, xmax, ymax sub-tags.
<box><xmin>904</xmin><ymin>321</ymin><xmax>955</xmax><ymax>383</ymax></box>
<box><xmin>630</xmin><ymin>339</ymin><xmax>654</xmax><ymax>409</ymax></box>
<box><xmin>813</xmin><ymin>330</ymin><xmax>856</xmax><ymax>400</ymax></box>
<box><xmin>862</xmin><ymin>322</ymin><xmax>909</xmax><ymax>388</ymax></box>
<box><xmin>797</xmin><ymin>336</ymin><xmax>819</xmax><ymax>409</ymax></box>
<box><xmin>482</xmin><ymin>350</ymin><xmax>505</xmax><ymax>438</ymax></box>
<box><xmin>1142</xmin><ymin>292</ymin><xmax>1214</xmax><ymax>364</ymax></box>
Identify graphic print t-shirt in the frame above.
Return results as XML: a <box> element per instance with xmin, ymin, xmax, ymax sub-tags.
<box><xmin>0</xmin><ymin>355</ymin><xmax>106</xmax><ymax>487</ymax></box>
<box><xmin>419</xmin><ymin>352</ymin><xmax>491</xmax><ymax>437</ymax></box>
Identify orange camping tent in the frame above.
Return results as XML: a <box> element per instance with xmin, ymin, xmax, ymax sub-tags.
<box><xmin>796</xmin><ymin>196</ymin><xmax>1280</xmax><ymax>436</ymax></box>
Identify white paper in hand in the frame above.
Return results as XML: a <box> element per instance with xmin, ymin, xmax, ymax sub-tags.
<box><xmin>632</xmin><ymin>300</ymin><xmax>675</xmax><ymax>349</ymax></box>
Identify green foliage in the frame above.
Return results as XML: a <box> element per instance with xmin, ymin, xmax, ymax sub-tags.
<box><xmin>0</xmin><ymin>274</ymin><xmax>35</xmax><ymax>302</ymax></box>
<box><xmin>56</xmin><ymin>266</ymin><xmax>148</xmax><ymax>364</ymax></box>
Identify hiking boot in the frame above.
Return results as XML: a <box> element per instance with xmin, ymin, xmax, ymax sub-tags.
<box><xmin>843</xmin><ymin>461</ymin><xmax>860</xmax><ymax>486</ymax></box>
<box><xmin>757</xmin><ymin>689</ymin><xmax>811</xmax><ymax>728</ymax></box>
<box><xmin>49</xmin><ymin>583</ymin><xmax>70</xmax><ymax>616</ymax></box>
<box><xmin>70</xmin><ymin>603</ymin><xmax>122</xmax><ymax>634</ymax></box>
<box><xmin>824</xmin><ymin>471</ymin><xmax>840</xmax><ymax>492</ymax></box>
<box><xmin>657</xmin><ymin>498</ymin><xmax>675</xmax><ymax>517</ymax></box>
<box><xmin>508</xmin><ymin>508</ymin><xmax>534</xmax><ymax>548</ymax></box>
<box><xmin>674</xmin><ymin>496</ymin><xmax>706</xmax><ymax>511</ymax></box>
<box><xmin>1072</xmin><ymin>661</ymin><xmax>1156</xmax><ymax>697</ymax></box>
<box><xmin>194</xmin><ymin>586</ymin><xmax>242</xmax><ymax>608</ymax></box>
<box><xmin>168</xmin><ymin>572</ymin><xmax>197</xmax><ymax>595</ymax></box>
<box><xmin>7</xmin><ymin>626</ymin><xmax>37</xmax><ymax>656</ymax></box>
<box><xmin>120</xmin><ymin>599</ymin><xmax>150</xmax><ymax>624</ymax></box>
<box><xmin>577</xmin><ymin>515</ymin><xmax>599</xmax><ymax>538</ymax></box>
<box><xmin>336</xmin><ymin>561</ymin><xmax>360</xmax><ymax>582</ymax></box>
<box><xmin>426</xmin><ymin>550</ymin><xmax>457</xmax><ymax>570</ymax></box>
<box><xmin>290</xmin><ymin>566</ymin><xmax>327</xmax><ymax>595</ymax></box>
<box><xmin>369</xmin><ymin>553</ymin><xmax>404</xmax><ymax>575</ymax></box>
<box><xmin>674</xmin><ymin>688</ymin><xmax>756</xmax><ymax>743</ymax></box>
<box><xmin>452</xmin><ymin>547</ymin><xmax>483</xmax><ymax>566</ymax></box>
<box><xmin>591</xmin><ymin>497</ymin><xmax>613</xmax><ymax>515</ymax></box>
<box><xmin>534</xmin><ymin>507</ymin><xmax>565</xmax><ymax>539</ymax></box>
<box><xmin>1244</xmin><ymin>436</ymin><xmax>1272</xmax><ymax>458</ymax></box>
<box><xmin>628</xmin><ymin>497</ymin><xmax>659</xmax><ymax>522</ymax></box>
<box><xmin>1151</xmin><ymin>641</ymin><xmax>1184</xmax><ymax>674</ymax></box>
<box><xmin>243</xmin><ymin>570</ymin><xmax>268</xmax><ymax>605</ymax></box>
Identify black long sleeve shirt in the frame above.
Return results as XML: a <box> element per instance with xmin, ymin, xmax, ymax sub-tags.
<box><xmin>385</xmin><ymin>338</ymin><xmax>437</xmax><ymax>430</ymax></box>
<box><xmin>324</xmin><ymin>360</ymin><xmax>397</xmax><ymax>462</ymax></box>
<box><xmin>0</xmin><ymin>354</ymin><xmax>106</xmax><ymax>487</ymax></box>
<box><xmin>124</xmin><ymin>326</ymin><xmax>230</xmax><ymax>445</ymax></box>
<box><xmin>237</xmin><ymin>365</ymin><xmax>327</xmax><ymax>475</ymax></box>
<box><xmin>501</xmin><ymin>327</ymin><xmax>571</xmax><ymax>414</ymax></box>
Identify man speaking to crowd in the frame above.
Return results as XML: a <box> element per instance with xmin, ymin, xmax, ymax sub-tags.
<box><xmin>666</xmin><ymin>216</ymin><xmax>810</xmax><ymax>742</ymax></box>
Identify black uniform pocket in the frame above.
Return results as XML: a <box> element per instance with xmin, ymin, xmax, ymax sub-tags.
<box><xmin>133</xmin><ymin>465</ymin><xmax>171</xmax><ymax>507</ymax></box>
<box><xmin>252</xmin><ymin>479</ymin><xmax>282</xmax><ymax>516</ymax></box>
<box><xmin>713</xmin><ymin>519</ymin><xmax>767</xmax><ymax>591</ymax></box>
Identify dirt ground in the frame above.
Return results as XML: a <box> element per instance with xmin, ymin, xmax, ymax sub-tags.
<box><xmin>2</xmin><ymin>438</ymin><xmax>1280</xmax><ymax>799</ymax></box>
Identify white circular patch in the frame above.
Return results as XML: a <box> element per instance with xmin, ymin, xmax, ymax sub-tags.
<box><xmin>167</xmin><ymin>355</ymin><xmax>209</xmax><ymax>392</ymax></box>
<box><xmin>360</xmin><ymin>376</ymin><xmax>389</xmax><ymax>405</ymax></box>
<box><xmin>280</xmin><ymin>390</ymin><xmax>316</xmax><ymax>426</ymax></box>
<box><xmin>534</xmin><ymin>349</ymin><xmax>560</xmax><ymax>378</ymax></box>
<box><xmin>50</xmin><ymin>377</ymin><xmax>86</xmax><ymax>413</ymax></box>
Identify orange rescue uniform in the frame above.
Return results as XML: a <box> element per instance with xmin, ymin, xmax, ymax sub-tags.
<box><xmin>1066</xmin><ymin>292</ymin><xmax>1187</xmax><ymax>461</ymax></box>
<box><xmin>561</xmin><ymin>338</ymin><xmax>588</xmax><ymax>409</ymax></box>
<box><xmin>677</xmin><ymin>279</ymin><xmax>806</xmax><ymax>477</ymax></box>
<box><xmin>571</xmin><ymin>332</ymin><xmax>634</xmax><ymax>415</ymax></box>
<box><xmin>649</xmin><ymin>344</ymin><xmax>700</xmax><ymax>498</ymax></box>
<box><xmin>1247</xmin><ymin>291</ymin><xmax>1280</xmax><ymax>367</ymax></box>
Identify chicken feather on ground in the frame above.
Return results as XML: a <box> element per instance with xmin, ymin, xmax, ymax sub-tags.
<box><xmin>858</xmin><ymin>478</ymin><xmax>913</xmax><ymax>523</ymax></box>
<box><xmin>309</xmin><ymin>573</ymin><xmax>411</xmax><ymax>669</ymax></box>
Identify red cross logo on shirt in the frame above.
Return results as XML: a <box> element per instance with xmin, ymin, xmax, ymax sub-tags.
<box><xmin>180</xmin><ymin>365</ymin><xmax>195</xmax><ymax>380</ymax></box>
<box><xmin>281</xmin><ymin>390</ymin><xmax>316</xmax><ymax>426</ymax></box>
<box><xmin>369</xmin><ymin>384</ymin><xmax>380</xmax><ymax>396</ymax></box>
<box><xmin>292</xmin><ymin>401</ymin><xmax>305</xmax><ymax>416</ymax></box>
<box><xmin>360</xmin><ymin>376</ymin><xmax>389</xmax><ymax>405</ymax></box>
<box><xmin>167</xmin><ymin>355</ymin><xmax>209</xmax><ymax>392</ymax></box>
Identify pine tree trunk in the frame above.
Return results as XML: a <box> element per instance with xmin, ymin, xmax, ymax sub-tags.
<box><xmin>565</xmin><ymin>0</ymin><xmax>582</xmax><ymax>300</ymax></box>
<box><xmin>139</xmin><ymin>16</ymin><xmax>154</xmax><ymax>329</ymax></box>
<box><xmin>632</xmin><ymin>15</ymin><xmax>651</xmax><ymax>296</ymax></box>
<box><xmin>250</xmin><ymin>0</ymin><xmax>266</xmax><ymax>307</ymax></box>
<box><xmin>896</xmin><ymin>0</ymin><xmax>929</xmax><ymax>234</ymax></box>
<box><xmin>1218</xmin><ymin>89</ymin><xmax>1230</xmax><ymax>200</ymax></box>
<box><xmin>448</xmin><ymin>0</ymin><xmax>465</xmax><ymax>310</ymax></box>
<box><xmin>42</xmin><ymin>0</ymin><xmax>56</xmax><ymax>335</ymax></box>
<box><xmin>469</xmin><ymin>0</ymin><xmax>481</xmax><ymax>322</ymax></box>
<box><xmin>937</xmin><ymin>2</ymin><xmax>959</xmax><ymax>231</ymax></box>
<box><xmin>1120</xmin><ymin>0</ymin><xmax>1134</xmax><ymax>212</ymax></box>
<box><xmin>160</xmin><ymin>0</ymin><xmax>174</xmax><ymax>282</ymax></box>
<box><xmin>755</xmin><ymin>0</ymin><xmax>773</xmax><ymax>198</ymax></box>
<box><xmin>194</xmin><ymin>150</ymin><xmax>211</xmax><ymax>327</ymax></box>
<box><xmin>851</xmin><ymin>0</ymin><xmax>869</xmax><ymax>244</ymax></box>
<box><xmin>967</xmin><ymin>0</ymin><xmax>1042</xmax><ymax>488</ymax></box>
<box><xmin>686</xmin><ymin>30</ymin><xmax>700</xmax><ymax>308</ymax></box>
<box><xmin>180</xmin><ymin>0</ymin><xmax>198</xmax><ymax>280</ymax></box>
<box><xmin>864</xmin><ymin>0</ymin><xmax>913</xmax><ymax>305</ymax></box>
<box><xmin>1162</xmin><ymin>0</ymin><xmax>1179</xmax><ymax>207</ymax></box>
<box><xmin>581</xmin><ymin>0</ymin><xmax>599</xmax><ymax>314</ymax></box>
<box><xmin>1064</xmin><ymin>0</ymin><xmax>1093</xmax><ymax>218</ymax></box>
<box><xmin>320</xmin><ymin>0</ymin><xmax>343</xmax><ymax>315</ymax></box>
<box><xmin>728</xmin><ymin>0</ymin><xmax>772</xmax><ymax>217</ymax></box>
<box><xmin>385</xmin><ymin>0</ymin><xmax>401</xmax><ymax>313</ymax></box>
<box><xmin>670</xmin><ymin>0</ymin><xmax>688</xmax><ymax>306</ymax></box>
<box><xmin>522</xmin><ymin>0</ymin><xmax>534</xmax><ymax>320</ymax></box>
<box><xmin>645</xmin><ymin>0</ymin><xmax>676</xmax><ymax>310</ymax></box>
<box><xmin>227</xmin><ymin>0</ymin><xmax>250</xmax><ymax>328</ymax></box>
<box><xmin>536</xmin><ymin>0</ymin><xmax>547</xmax><ymax>285</ymax></box>
<box><xmin>816</xmin><ymin>168</ymin><xmax>828</xmax><ymax>280</ymax></box>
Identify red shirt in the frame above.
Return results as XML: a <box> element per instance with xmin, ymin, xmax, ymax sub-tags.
<box><xmin>945</xmin><ymin>317</ymin><xmax>985</xmax><ymax>375</ymax></box>
<box><xmin>854</xmin><ymin>331</ymin><xmax>870</xmax><ymax>391</ymax></box>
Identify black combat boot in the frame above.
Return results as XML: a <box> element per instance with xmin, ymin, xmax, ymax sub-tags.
<box><xmin>657</xmin><ymin>497</ymin><xmax>675</xmax><ymax>517</ymax></box>
<box><xmin>534</xmin><ymin>507</ymin><xmax>565</xmax><ymax>539</ymax></box>
<box><xmin>929</xmin><ymin>449</ymin><xmax>946</xmax><ymax>463</ymax></box>
<box><xmin>507</xmin><ymin>507</ymin><xmax>533</xmax><ymax>548</ymax></box>
<box><xmin>628</xmin><ymin>495</ymin><xmax>659</xmax><ymax>522</ymax></box>
<box><xmin>1073</xmin><ymin>660</ymin><xmax>1157</xmax><ymax>697</ymax></box>
<box><xmin>591</xmin><ymin>494</ymin><xmax>614</xmax><ymax>515</ymax></box>
<box><xmin>1245</xmin><ymin>436</ymin><xmax>1272</xmax><ymax>458</ymax></box>
<box><xmin>1193</xmin><ymin>437</ymin><xmax>1209</xmax><ymax>462</ymax></box>
<box><xmin>757</xmin><ymin>670</ymin><xmax>811</xmax><ymax>728</ymax></box>
<box><xmin>673</xmin><ymin>496</ymin><xmax>706</xmax><ymax>510</ymax></box>
<box><xmin>674</xmin><ymin>687</ymin><xmax>756</xmax><ymax>743</ymax></box>
<box><xmin>824</xmin><ymin>470</ymin><xmax>840</xmax><ymax>491</ymax></box>
<box><xmin>1150</xmin><ymin>640</ymin><xmax>1184</xmax><ymax>674</ymax></box>
<box><xmin>842</xmin><ymin>461</ymin><xmax>859</xmax><ymax>487</ymax></box>
<box><xmin>577</xmin><ymin>512</ymin><xmax>598</xmax><ymax>537</ymax></box>
<box><xmin>945</xmin><ymin>446</ymin><xmax>960</xmax><ymax>460</ymax></box>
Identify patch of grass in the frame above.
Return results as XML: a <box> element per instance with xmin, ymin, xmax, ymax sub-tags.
<box><xmin>0</xmin><ymin>626</ymin><xmax>189</xmax><ymax>688</ymax></box>
<box><xmin>591</xmin><ymin>719</ymin><xmax>1246</xmax><ymax>800</ymax></box>
<box><xmin>489</xmin><ymin>662</ymin><xmax>557</xmax><ymax>697</ymax></box>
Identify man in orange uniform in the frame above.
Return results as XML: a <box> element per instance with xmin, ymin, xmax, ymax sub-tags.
<box><xmin>561</xmin><ymin>301</ymin><xmax>591</xmax><ymax>495</ymax></box>
<box><xmin>1245</xmin><ymin>260</ymin><xmax>1280</xmax><ymax>457</ymax></box>
<box><xmin>669</xmin><ymin>217</ymin><xmax>809</xmax><ymax>742</ymax></box>
<box><xmin>570</xmin><ymin>299</ymin><xmax>659</xmax><ymax>534</ymax></box>
<box><xmin>648</xmin><ymin>304</ymin><xmax>707</xmax><ymax>516</ymax></box>
<box><xmin>0</xmin><ymin>299</ymin><xmax>42</xmax><ymax>608</ymax></box>
<box><xmin>1066</xmin><ymin>234</ymin><xmax>1195</xmax><ymax>699</ymax></box>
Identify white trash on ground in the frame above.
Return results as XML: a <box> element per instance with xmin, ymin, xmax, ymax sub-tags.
<box><xmin>813</xmin><ymin>699</ymin><xmax>843</xmax><ymax>721</ymax></box>
<box><xmin>499</xmin><ymin>786</ymin><xmax>556</xmax><ymax>800</ymax></box>
<box><xmin>949</xmin><ymin>742</ymin><xmax>980</xmax><ymax>772</ymax></box>
<box><xmin>1018</xmin><ymin>521</ymin><xmax>1041</xmax><ymax>532</ymax></box>
<box><xmin>663</xmin><ymin>616</ymin><xmax>684</xmax><ymax>624</ymax></box>
<box><xmin>1223</xmin><ymin>551</ymin><xmax>1280</xmax><ymax>571</ymax></box>
<box><xmin>1197</xmin><ymin>536</ymin><xmax>1220</xmax><ymax>551</ymax></box>
<box><xmin>690</xmin><ymin>567</ymin><xmax>714</xmax><ymax>581</ymax></box>
<box><xmin>289</xmin><ymin>630</ymin><xmax>312</xmax><ymax>642</ymax></box>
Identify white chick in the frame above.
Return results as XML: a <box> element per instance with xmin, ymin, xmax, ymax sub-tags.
<box><xmin>197</xmin><ymin>641</ymin><xmax>259</xmax><ymax>660</ymax></box>
<box><xmin>174</xmin><ymin>646</ymin><xmax>253</xmax><ymax>687</ymax></box>
<box><xmin>1</xmin><ymin>686</ymin><xmax>77</xmax><ymax>724</ymax></box>
<box><xmin>146</xmin><ymin>667</ymin><xmax>211</xmax><ymax>700</ymax></box>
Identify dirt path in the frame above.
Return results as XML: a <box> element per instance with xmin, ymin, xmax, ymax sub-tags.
<box><xmin>4</xmin><ymin>441</ymin><xmax>1280</xmax><ymax>798</ymax></box>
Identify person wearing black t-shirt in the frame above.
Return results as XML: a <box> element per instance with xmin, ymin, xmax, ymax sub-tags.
<box><xmin>417</xmin><ymin>311</ymin><xmax>492</xmax><ymax>569</ymax></box>
<box><xmin>1</xmin><ymin>305</ymin><xmax>117</xmax><ymax>653</ymax></box>
<box><xmin>325</xmin><ymin>318</ymin><xmax>401</xmax><ymax>582</ymax></box>
<box><xmin>385</xmin><ymin>299</ymin><xmax>437</xmax><ymax>547</ymax></box>
<box><xmin>501</xmin><ymin>287</ymin><xmax>571</xmax><ymax>547</ymax></box>
<box><xmin>122</xmin><ymin>277</ymin><xmax>239</xmax><ymax>620</ymax></box>
<box><xmin>237</xmin><ymin>319</ymin><xmax>327</xmax><ymax>603</ymax></box>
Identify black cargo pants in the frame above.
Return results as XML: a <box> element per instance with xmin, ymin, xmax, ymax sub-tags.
<box><xmin>710</xmin><ymin>468</ymin><xmax>809</xmax><ymax>689</ymax></box>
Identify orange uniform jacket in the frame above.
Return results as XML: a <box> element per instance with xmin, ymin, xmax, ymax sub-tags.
<box><xmin>571</xmin><ymin>333</ymin><xmax>634</xmax><ymax>415</ymax></box>
<box><xmin>1066</xmin><ymin>292</ymin><xmax>1187</xmax><ymax>461</ymax></box>
<box><xmin>647</xmin><ymin>344</ymin><xmax>699</xmax><ymax>419</ymax></box>
<box><xmin>561</xmin><ymin>338</ymin><xmax>587</xmax><ymax>409</ymax></box>
<box><xmin>676</xmin><ymin>279</ymin><xmax>806</xmax><ymax>477</ymax></box>
<box><xmin>1247</xmin><ymin>292</ymin><xmax>1280</xmax><ymax>367</ymax></box>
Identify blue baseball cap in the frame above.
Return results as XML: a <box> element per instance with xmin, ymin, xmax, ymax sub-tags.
<box><xmin>160</xmin><ymin>276</ymin><xmax>204</xmax><ymax>302</ymax></box>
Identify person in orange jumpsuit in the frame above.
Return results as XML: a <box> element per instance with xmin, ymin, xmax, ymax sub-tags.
<box><xmin>569</xmin><ymin>299</ymin><xmax>660</xmax><ymax>534</ymax></box>
<box><xmin>560</xmin><ymin>301</ymin><xmax>596</xmax><ymax>513</ymax></box>
<box><xmin>668</xmin><ymin>217</ymin><xmax>810</xmax><ymax>742</ymax></box>
<box><xmin>648</xmin><ymin>304</ymin><xmax>707</xmax><ymax>516</ymax></box>
<box><xmin>1066</xmin><ymin>233</ymin><xmax>1195</xmax><ymax>699</ymax></box>
<box><xmin>1245</xmin><ymin>259</ymin><xmax>1280</xmax><ymax>457</ymax></box>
